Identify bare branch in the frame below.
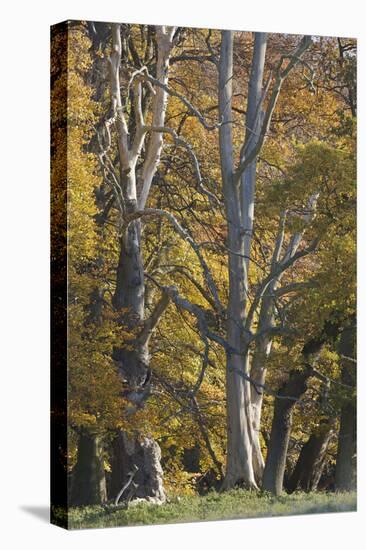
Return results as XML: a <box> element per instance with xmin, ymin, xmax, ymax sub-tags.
<box><xmin>138</xmin><ymin>291</ymin><xmax>171</xmax><ymax>346</ymax></box>
<box><xmin>234</xmin><ymin>35</ymin><xmax>313</xmax><ymax>184</ymax></box>
<box><xmin>114</xmin><ymin>465</ymin><xmax>139</xmax><ymax>506</ymax></box>
<box><xmin>192</xmin><ymin>397</ymin><xmax>224</xmax><ymax>478</ymax></box>
<box><xmin>171</xmin><ymin>54</ymin><xmax>216</xmax><ymax>65</ymax></box>
<box><xmin>109</xmin><ymin>23</ymin><xmax>130</xmax><ymax>164</ymax></box>
<box><xmin>123</xmin><ymin>209</ymin><xmax>224</xmax><ymax>314</ymax></box>
<box><xmin>143</xmin><ymin>125</ymin><xmax>221</xmax><ymax>204</ymax></box>
<box><xmin>272</xmin><ymin>281</ymin><xmax>316</xmax><ymax>299</ymax></box>
<box><xmin>95</xmin><ymin>125</ymin><xmax>125</xmax><ymax>216</ymax></box>
<box><xmin>156</xmin><ymin>264</ymin><xmax>219</xmax><ymax>311</ymax></box>
<box><xmin>218</xmin><ymin>31</ymin><xmax>234</xmax><ymax>186</ymax></box>
<box><xmin>139</xmin><ymin>28</ymin><xmax>175</xmax><ymax>209</ymax></box>
<box><xmin>245</xmin><ymin>237</ymin><xmax>319</xmax><ymax>331</ymax></box>
<box><xmin>340</xmin><ymin>355</ymin><xmax>357</xmax><ymax>364</ymax></box>
<box><xmin>191</xmin><ymin>337</ymin><xmax>210</xmax><ymax>396</ymax></box>
<box><xmin>137</xmin><ymin>68</ymin><xmax>220</xmax><ymax>130</ymax></box>
<box><xmin>228</xmin><ymin>365</ymin><xmax>304</xmax><ymax>403</ymax></box>
<box><xmin>271</xmin><ymin>210</ymin><xmax>288</xmax><ymax>268</ymax></box>
<box><xmin>280</xmin><ymin>192</ymin><xmax>320</xmax><ymax>264</ymax></box>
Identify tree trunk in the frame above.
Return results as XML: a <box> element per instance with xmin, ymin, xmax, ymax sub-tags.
<box><xmin>262</xmin><ymin>368</ymin><xmax>310</xmax><ymax>495</ymax></box>
<box><xmin>287</xmin><ymin>418</ymin><xmax>336</xmax><ymax>493</ymax></box>
<box><xmin>250</xmin><ymin>330</ymin><xmax>271</xmax><ymax>482</ymax></box>
<box><xmin>219</xmin><ymin>30</ymin><xmax>257</xmax><ymax>490</ymax></box>
<box><xmin>112</xmin><ymin>221</ymin><xmax>149</xmax><ymax>390</ymax></box>
<box><xmin>241</xmin><ymin>33</ymin><xmax>268</xmax><ymax>485</ymax></box>
<box><xmin>224</xmin><ymin>187</ymin><xmax>256</xmax><ymax>489</ymax></box>
<box><xmin>111</xmin><ymin>223</ymin><xmax>166</xmax><ymax>503</ymax></box>
<box><xmin>250</xmin><ymin>289</ymin><xmax>274</xmax><ymax>483</ymax></box>
<box><xmin>335</xmin><ymin>402</ymin><xmax>356</xmax><ymax>491</ymax></box>
<box><xmin>223</xmin><ymin>350</ymin><xmax>257</xmax><ymax>489</ymax></box>
<box><xmin>262</xmin><ymin>320</ymin><xmax>341</xmax><ymax>495</ymax></box>
<box><xmin>335</xmin><ymin>324</ymin><xmax>356</xmax><ymax>491</ymax></box>
<box><xmin>240</xmin><ymin>32</ymin><xmax>267</xmax><ymax>266</ymax></box>
<box><xmin>182</xmin><ymin>444</ymin><xmax>201</xmax><ymax>473</ymax></box>
<box><xmin>108</xmin><ymin>432</ymin><xmax>165</xmax><ymax>503</ymax></box>
<box><xmin>70</xmin><ymin>431</ymin><xmax>107</xmax><ymax>506</ymax></box>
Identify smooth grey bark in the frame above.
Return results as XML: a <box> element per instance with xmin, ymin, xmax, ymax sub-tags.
<box><xmin>287</xmin><ymin>418</ymin><xmax>336</xmax><ymax>493</ymax></box>
<box><xmin>218</xmin><ymin>31</ymin><xmax>313</xmax><ymax>490</ymax></box>
<box><xmin>219</xmin><ymin>30</ymin><xmax>257</xmax><ymax>490</ymax></box>
<box><xmin>249</xmin><ymin>296</ymin><xmax>273</xmax><ymax>482</ymax></box>
<box><xmin>239</xmin><ymin>33</ymin><xmax>267</xmax><ymax>482</ymax></box>
<box><xmin>240</xmin><ymin>32</ymin><xmax>267</xmax><ymax>267</ymax></box>
<box><xmin>335</xmin><ymin>325</ymin><xmax>356</xmax><ymax>491</ymax></box>
<box><xmin>70</xmin><ymin>431</ymin><xmax>107</xmax><ymax>506</ymax></box>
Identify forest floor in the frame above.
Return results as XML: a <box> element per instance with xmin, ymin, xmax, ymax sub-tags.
<box><xmin>59</xmin><ymin>490</ymin><xmax>356</xmax><ymax>530</ymax></box>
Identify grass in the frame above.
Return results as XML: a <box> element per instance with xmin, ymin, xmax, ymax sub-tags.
<box><xmin>55</xmin><ymin>490</ymin><xmax>357</xmax><ymax>530</ymax></box>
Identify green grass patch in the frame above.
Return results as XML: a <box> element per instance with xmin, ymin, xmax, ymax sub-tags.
<box><xmin>60</xmin><ymin>490</ymin><xmax>356</xmax><ymax>530</ymax></box>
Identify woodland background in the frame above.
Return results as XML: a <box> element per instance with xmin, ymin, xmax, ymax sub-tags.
<box><xmin>51</xmin><ymin>20</ymin><xmax>356</xmax><ymax>527</ymax></box>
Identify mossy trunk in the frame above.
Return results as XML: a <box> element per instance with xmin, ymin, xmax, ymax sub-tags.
<box><xmin>70</xmin><ymin>431</ymin><xmax>107</xmax><ymax>506</ymax></box>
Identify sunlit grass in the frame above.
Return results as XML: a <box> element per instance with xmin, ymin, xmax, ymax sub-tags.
<box><xmin>53</xmin><ymin>490</ymin><xmax>357</xmax><ymax>530</ymax></box>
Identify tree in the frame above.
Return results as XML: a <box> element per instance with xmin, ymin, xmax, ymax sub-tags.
<box><xmin>95</xmin><ymin>23</ymin><xmax>181</xmax><ymax>503</ymax></box>
<box><xmin>218</xmin><ymin>30</ymin><xmax>314</xmax><ymax>489</ymax></box>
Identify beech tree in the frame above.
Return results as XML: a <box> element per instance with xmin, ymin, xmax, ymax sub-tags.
<box><xmin>98</xmin><ymin>23</ymin><xmax>181</xmax><ymax>502</ymax></box>
<box><xmin>218</xmin><ymin>30</ymin><xmax>316</xmax><ymax>488</ymax></box>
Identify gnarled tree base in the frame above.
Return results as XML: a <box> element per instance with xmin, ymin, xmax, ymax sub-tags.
<box><xmin>221</xmin><ymin>455</ymin><xmax>259</xmax><ymax>491</ymax></box>
<box><xmin>109</xmin><ymin>432</ymin><xmax>166</xmax><ymax>504</ymax></box>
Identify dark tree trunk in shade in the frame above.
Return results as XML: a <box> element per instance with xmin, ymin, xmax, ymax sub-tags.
<box><xmin>183</xmin><ymin>444</ymin><xmax>201</xmax><ymax>473</ymax></box>
<box><xmin>70</xmin><ymin>431</ymin><xmax>107</xmax><ymax>506</ymax></box>
<box><xmin>335</xmin><ymin>402</ymin><xmax>356</xmax><ymax>491</ymax></box>
<box><xmin>262</xmin><ymin>321</ymin><xmax>342</xmax><ymax>496</ymax></box>
<box><xmin>335</xmin><ymin>325</ymin><xmax>356</xmax><ymax>491</ymax></box>
<box><xmin>287</xmin><ymin>418</ymin><xmax>336</xmax><ymax>493</ymax></box>
<box><xmin>108</xmin><ymin>432</ymin><xmax>165</xmax><ymax>503</ymax></box>
<box><xmin>262</xmin><ymin>368</ymin><xmax>310</xmax><ymax>495</ymax></box>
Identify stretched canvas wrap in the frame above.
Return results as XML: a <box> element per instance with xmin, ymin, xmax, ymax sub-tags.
<box><xmin>51</xmin><ymin>20</ymin><xmax>357</xmax><ymax>529</ymax></box>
